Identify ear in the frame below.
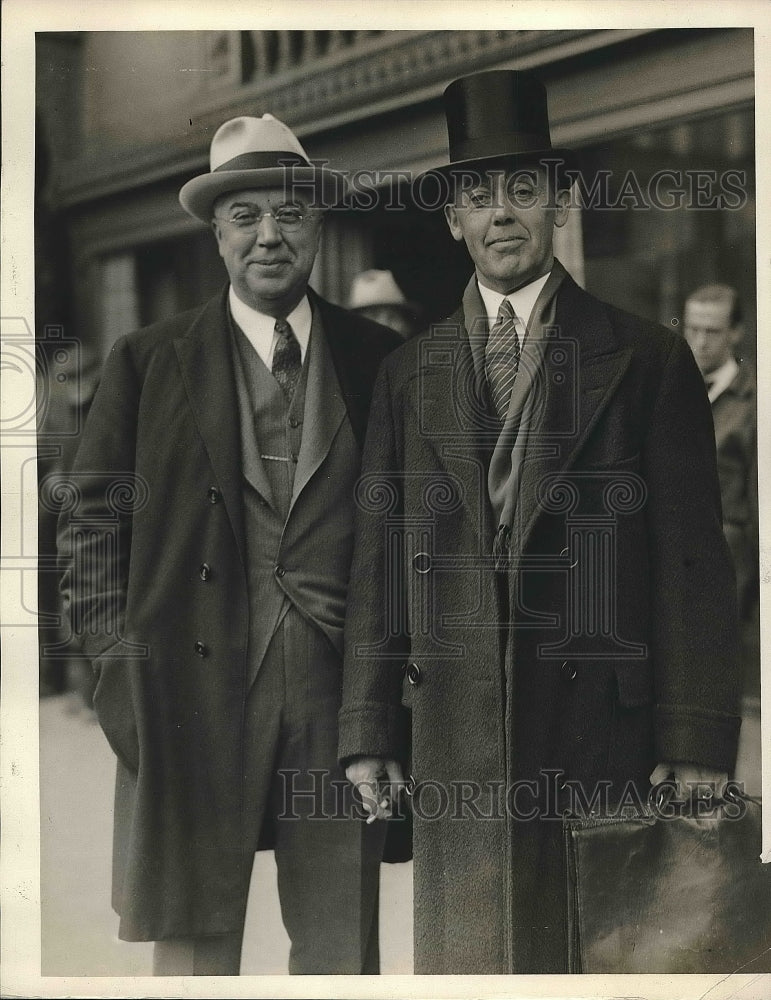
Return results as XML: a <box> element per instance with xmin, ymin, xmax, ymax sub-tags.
<box><xmin>729</xmin><ymin>322</ymin><xmax>744</xmax><ymax>347</ymax></box>
<box><xmin>211</xmin><ymin>218</ymin><xmax>225</xmax><ymax>258</ymax></box>
<box><xmin>444</xmin><ymin>203</ymin><xmax>465</xmax><ymax>243</ymax></box>
<box><xmin>553</xmin><ymin>187</ymin><xmax>571</xmax><ymax>229</ymax></box>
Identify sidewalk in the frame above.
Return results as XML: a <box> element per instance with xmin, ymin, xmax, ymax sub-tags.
<box><xmin>39</xmin><ymin>693</ymin><xmax>413</xmax><ymax>976</ymax></box>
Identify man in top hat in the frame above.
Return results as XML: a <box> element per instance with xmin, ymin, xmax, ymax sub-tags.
<box><xmin>339</xmin><ymin>71</ymin><xmax>742</xmax><ymax>973</ymax></box>
<box><xmin>57</xmin><ymin>113</ymin><xmax>399</xmax><ymax>975</ymax></box>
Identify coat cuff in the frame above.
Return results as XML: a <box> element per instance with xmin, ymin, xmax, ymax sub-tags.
<box><xmin>338</xmin><ymin>702</ymin><xmax>409</xmax><ymax>766</ymax></box>
<box><xmin>654</xmin><ymin>703</ymin><xmax>741</xmax><ymax>773</ymax></box>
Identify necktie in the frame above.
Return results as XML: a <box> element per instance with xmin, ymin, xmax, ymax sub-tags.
<box><xmin>485</xmin><ymin>298</ymin><xmax>520</xmax><ymax>421</ymax></box>
<box><xmin>272</xmin><ymin>318</ymin><xmax>302</xmax><ymax>401</ymax></box>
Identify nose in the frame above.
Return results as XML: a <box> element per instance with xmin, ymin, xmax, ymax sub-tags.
<box><xmin>491</xmin><ymin>179</ymin><xmax>516</xmax><ymax>224</ymax></box>
<box><xmin>255</xmin><ymin>213</ymin><xmax>282</xmax><ymax>245</ymax></box>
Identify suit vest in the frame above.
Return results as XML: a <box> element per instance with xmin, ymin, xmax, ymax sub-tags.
<box><xmin>231</xmin><ymin>307</ymin><xmax>361</xmax><ymax>688</ymax></box>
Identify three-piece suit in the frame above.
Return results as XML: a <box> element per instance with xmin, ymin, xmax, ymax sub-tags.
<box><xmin>58</xmin><ymin>286</ymin><xmax>397</xmax><ymax>971</ymax></box>
<box><xmin>339</xmin><ymin>261</ymin><xmax>742</xmax><ymax>973</ymax></box>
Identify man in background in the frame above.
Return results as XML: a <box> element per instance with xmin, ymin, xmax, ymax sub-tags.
<box><xmin>683</xmin><ymin>283</ymin><xmax>759</xmax><ymax>703</ymax></box>
<box><xmin>347</xmin><ymin>268</ymin><xmax>420</xmax><ymax>339</ymax></box>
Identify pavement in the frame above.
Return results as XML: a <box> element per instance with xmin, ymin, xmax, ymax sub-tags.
<box><xmin>39</xmin><ymin>693</ymin><xmax>414</xmax><ymax>976</ymax></box>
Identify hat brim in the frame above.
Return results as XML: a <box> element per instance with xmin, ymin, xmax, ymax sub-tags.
<box><xmin>413</xmin><ymin>147</ymin><xmax>580</xmax><ymax>204</ymax></box>
<box><xmin>179</xmin><ymin>165</ymin><xmax>348</xmax><ymax>223</ymax></box>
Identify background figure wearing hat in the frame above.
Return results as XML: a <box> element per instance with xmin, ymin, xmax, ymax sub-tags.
<box><xmin>682</xmin><ymin>284</ymin><xmax>759</xmax><ymax>705</ymax></box>
<box><xmin>57</xmin><ymin>113</ymin><xmax>399</xmax><ymax>975</ymax></box>
<box><xmin>347</xmin><ymin>269</ymin><xmax>420</xmax><ymax>339</ymax></box>
<box><xmin>339</xmin><ymin>70</ymin><xmax>741</xmax><ymax>973</ymax></box>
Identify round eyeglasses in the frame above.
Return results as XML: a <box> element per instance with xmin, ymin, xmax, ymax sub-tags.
<box><xmin>216</xmin><ymin>206</ymin><xmax>306</xmax><ymax>233</ymax></box>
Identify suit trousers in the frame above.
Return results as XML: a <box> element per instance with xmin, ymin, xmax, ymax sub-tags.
<box><xmin>153</xmin><ymin>605</ymin><xmax>385</xmax><ymax>975</ymax></box>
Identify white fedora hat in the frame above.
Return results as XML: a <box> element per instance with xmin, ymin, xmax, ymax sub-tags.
<box><xmin>347</xmin><ymin>270</ymin><xmax>416</xmax><ymax>312</ymax></box>
<box><xmin>179</xmin><ymin>114</ymin><xmax>347</xmax><ymax>222</ymax></box>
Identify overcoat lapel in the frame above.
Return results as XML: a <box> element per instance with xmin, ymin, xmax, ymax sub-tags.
<box><xmin>514</xmin><ymin>275</ymin><xmax>633</xmax><ymax>557</ymax></box>
<box><xmin>408</xmin><ymin>303</ymin><xmax>496</xmax><ymax>548</ymax></box>
<box><xmin>173</xmin><ymin>289</ymin><xmax>246</xmax><ymax>565</ymax></box>
<box><xmin>290</xmin><ymin>306</ymin><xmax>346</xmax><ymax>510</ymax></box>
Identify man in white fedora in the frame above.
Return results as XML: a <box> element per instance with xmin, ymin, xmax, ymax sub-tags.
<box><xmin>58</xmin><ymin>113</ymin><xmax>399</xmax><ymax>974</ymax></box>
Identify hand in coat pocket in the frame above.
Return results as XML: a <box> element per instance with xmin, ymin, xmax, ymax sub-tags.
<box><xmin>92</xmin><ymin>651</ymin><xmax>141</xmax><ymax>774</ymax></box>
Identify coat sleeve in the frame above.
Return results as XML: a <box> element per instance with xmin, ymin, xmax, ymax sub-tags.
<box><xmin>338</xmin><ymin>358</ymin><xmax>411</xmax><ymax>766</ymax></box>
<box><xmin>643</xmin><ymin>334</ymin><xmax>742</xmax><ymax>772</ymax></box>
<box><xmin>56</xmin><ymin>335</ymin><xmax>142</xmax><ymax>662</ymax></box>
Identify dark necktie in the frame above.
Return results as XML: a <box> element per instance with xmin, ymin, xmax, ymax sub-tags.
<box><xmin>272</xmin><ymin>318</ymin><xmax>302</xmax><ymax>401</ymax></box>
<box><xmin>485</xmin><ymin>298</ymin><xmax>521</xmax><ymax>421</ymax></box>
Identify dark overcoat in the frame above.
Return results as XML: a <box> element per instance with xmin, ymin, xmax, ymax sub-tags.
<box><xmin>339</xmin><ymin>271</ymin><xmax>742</xmax><ymax>973</ymax></box>
<box><xmin>57</xmin><ymin>287</ymin><xmax>397</xmax><ymax>941</ymax></box>
<box><xmin>711</xmin><ymin>361</ymin><xmax>758</xmax><ymax>617</ymax></box>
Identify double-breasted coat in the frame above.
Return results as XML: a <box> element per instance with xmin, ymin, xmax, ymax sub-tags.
<box><xmin>57</xmin><ymin>287</ymin><xmax>398</xmax><ymax>942</ymax></box>
<box><xmin>338</xmin><ymin>268</ymin><xmax>742</xmax><ymax>973</ymax></box>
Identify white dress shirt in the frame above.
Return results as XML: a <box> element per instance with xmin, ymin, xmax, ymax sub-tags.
<box><xmin>228</xmin><ymin>286</ymin><xmax>312</xmax><ymax>369</ymax></box>
<box><xmin>705</xmin><ymin>355</ymin><xmax>739</xmax><ymax>403</ymax></box>
<box><xmin>477</xmin><ymin>271</ymin><xmax>551</xmax><ymax>345</ymax></box>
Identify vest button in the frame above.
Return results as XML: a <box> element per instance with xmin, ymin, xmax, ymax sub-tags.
<box><xmin>207</xmin><ymin>486</ymin><xmax>221</xmax><ymax>504</ymax></box>
<box><xmin>275</xmin><ymin>564</ymin><xmax>286</xmax><ymax>578</ymax></box>
<box><xmin>199</xmin><ymin>563</ymin><xmax>211</xmax><ymax>582</ymax></box>
<box><xmin>406</xmin><ymin>662</ymin><xmax>421</xmax><ymax>686</ymax></box>
<box><xmin>289</xmin><ymin>417</ymin><xmax>301</xmax><ymax>428</ymax></box>
<box><xmin>194</xmin><ymin>641</ymin><xmax>208</xmax><ymax>657</ymax></box>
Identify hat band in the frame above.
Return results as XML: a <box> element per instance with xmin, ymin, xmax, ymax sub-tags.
<box><xmin>213</xmin><ymin>151</ymin><xmax>310</xmax><ymax>172</ymax></box>
<box><xmin>450</xmin><ymin>132</ymin><xmax>554</xmax><ymax>164</ymax></box>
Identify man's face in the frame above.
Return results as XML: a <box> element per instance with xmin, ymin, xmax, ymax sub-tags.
<box><xmin>212</xmin><ymin>187</ymin><xmax>323</xmax><ymax>316</ymax></box>
<box><xmin>444</xmin><ymin>166</ymin><xmax>570</xmax><ymax>293</ymax></box>
<box><xmin>683</xmin><ymin>299</ymin><xmax>740</xmax><ymax>377</ymax></box>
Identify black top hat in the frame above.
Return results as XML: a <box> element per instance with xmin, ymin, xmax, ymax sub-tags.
<box><xmin>421</xmin><ymin>69</ymin><xmax>577</xmax><ymax>184</ymax></box>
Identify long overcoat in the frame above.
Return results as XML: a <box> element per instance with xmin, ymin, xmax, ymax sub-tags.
<box><xmin>57</xmin><ymin>287</ymin><xmax>397</xmax><ymax>941</ymax></box>
<box><xmin>339</xmin><ymin>270</ymin><xmax>742</xmax><ymax>974</ymax></box>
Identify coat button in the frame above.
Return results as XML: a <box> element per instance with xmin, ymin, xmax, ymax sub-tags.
<box><xmin>199</xmin><ymin>563</ymin><xmax>211</xmax><ymax>581</ymax></box>
<box><xmin>560</xmin><ymin>661</ymin><xmax>577</xmax><ymax>681</ymax></box>
<box><xmin>194</xmin><ymin>641</ymin><xmax>208</xmax><ymax>657</ymax></box>
<box><xmin>406</xmin><ymin>662</ymin><xmax>421</xmax><ymax>686</ymax></box>
<box><xmin>207</xmin><ymin>486</ymin><xmax>221</xmax><ymax>504</ymax></box>
<box><xmin>289</xmin><ymin>417</ymin><xmax>301</xmax><ymax>428</ymax></box>
<box><xmin>275</xmin><ymin>564</ymin><xmax>286</xmax><ymax>578</ymax></box>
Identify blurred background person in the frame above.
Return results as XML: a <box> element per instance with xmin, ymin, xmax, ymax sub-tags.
<box><xmin>683</xmin><ymin>283</ymin><xmax>759</xmax><ymax>715</ymax></box>
<box><xmin>347</xmin><ymin>269</ymin><xmax>420</xmax><ymax>339</ymax></box>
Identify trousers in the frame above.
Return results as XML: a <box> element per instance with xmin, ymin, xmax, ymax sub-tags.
<box><xmin>153</xmin><ymin>606</ymin><xmax>384</xmax><ymax>975</ymax></box>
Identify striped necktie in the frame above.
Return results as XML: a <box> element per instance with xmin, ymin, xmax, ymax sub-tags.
<box><xmin>272</xmin><ymin>318</ymin><xmax>302</xmax><ymax>401</ymax></box>
<box><xmin>485</xmin><ymin>298</ymin><xmax>521</xmax><ymax>421</ymax></box>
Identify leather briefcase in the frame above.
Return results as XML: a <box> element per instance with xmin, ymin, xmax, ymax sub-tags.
<box><xmin>564</xmin><ymin>796</ymin><xmax>771</xmax><ymax>974</ymax></box>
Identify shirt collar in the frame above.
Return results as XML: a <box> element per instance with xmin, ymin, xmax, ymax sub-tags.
<box><xmin>706</xmin><ymin>355</ymin><xmax>739</xmax><ymax>403</ymax></box>
<box><xmin>228</xmin><ymin>286</ymin><xmax>312</xmax><ymax>368</ymax></box>
<box><xmin>477</xmin><ymin>271</ymin><xmax>552</xmax><ymax>333</ymax></box>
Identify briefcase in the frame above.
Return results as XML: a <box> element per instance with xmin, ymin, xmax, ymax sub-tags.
<box><xmin>564</xmin><ymin>796</ymin><xmax>771</xmax><ymax>974</ymax></box>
